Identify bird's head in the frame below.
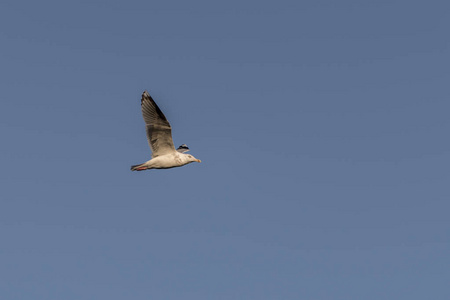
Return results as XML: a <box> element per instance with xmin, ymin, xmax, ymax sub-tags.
<box><xmin>185</xmin><ymin>154</ymin><xmax>201</xmax><ymax>163</ymax></box>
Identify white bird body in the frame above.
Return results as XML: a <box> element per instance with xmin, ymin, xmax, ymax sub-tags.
<box><xmin>130</xmin><ymin>91</ymin><xmax>201</xmax><ymax>171</ymax></box>
<box><xmin>133</xmin><ymin>152</ymin><xmax>200</xmax><ymax>170</ymax></box>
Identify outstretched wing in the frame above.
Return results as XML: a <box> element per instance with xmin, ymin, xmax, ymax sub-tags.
<box><xmin>141</xmin><ymin>91</ymin><xmax>176</xmax><ymax>157</ymax></box>
<box><xmin>176</xmin><ymin>144</ymin><xmax>190</xmax><ymax>153</ymax></box>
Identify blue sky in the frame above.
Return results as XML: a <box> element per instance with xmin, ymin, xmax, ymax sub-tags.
<box><xmin>1</xmin><ymin>0</ymin><xmax>449</xmax><ymax>299</ymax></box>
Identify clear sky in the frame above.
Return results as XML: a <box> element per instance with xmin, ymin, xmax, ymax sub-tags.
<box><xmin>1</xmin><ymin>0</ymin><xmax>449</xmax><ymax>299</ymax></box>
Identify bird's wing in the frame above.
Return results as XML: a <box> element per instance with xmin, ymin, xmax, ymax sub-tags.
<box><xmin>176</xmin><ymin>144</ymin><xmax>190</xmax><ymax>153</ymax></box>
<box><xmin>141</xmin><ymin>91</ymin><xmax>176</xmax><ymax>157</ymax></box>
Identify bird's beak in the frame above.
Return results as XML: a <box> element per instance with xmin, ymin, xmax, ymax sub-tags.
<box><xmin>196</xmin><ymin>159</ymin><xmax>202</xmax><ymax>163</ymax></box>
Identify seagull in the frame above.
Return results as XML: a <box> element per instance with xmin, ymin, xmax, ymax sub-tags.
<box><xmin>130</xmin><ymin>91</ymin><xmax>201</xmax><ymax>171</ymax></box>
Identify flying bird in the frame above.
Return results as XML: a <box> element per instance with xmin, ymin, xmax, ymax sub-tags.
<box><xmin>130</xmin><ymin>91</ymin><xmax>201</xmax><ymax>171</ymax></box>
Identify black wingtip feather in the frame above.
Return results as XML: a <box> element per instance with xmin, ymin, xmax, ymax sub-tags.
<box><xmin>141</xmin><ymin>90</ymin><xmax>168</xmax><ymax>121</ymax></box>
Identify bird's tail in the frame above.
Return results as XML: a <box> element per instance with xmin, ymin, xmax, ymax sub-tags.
<box><xmin>130</xmin><ymin>163</ymin><xmax>150</xmax><ymax>171</ymax></box>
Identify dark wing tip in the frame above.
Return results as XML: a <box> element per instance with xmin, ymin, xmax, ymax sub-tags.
<box><xmin>141</xmin><ymin>90</ymin><xmax>153</xmax><ymax>105</ymax></box>
<box><xmin>140</xmin><ymin>90</ymin><xmax>170</xmax><ymax>123</ymax></box>
<box><xmin>176</xmin><ymin>144</ymin><xmax>190</xmax><ymax>153</ymax></box>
